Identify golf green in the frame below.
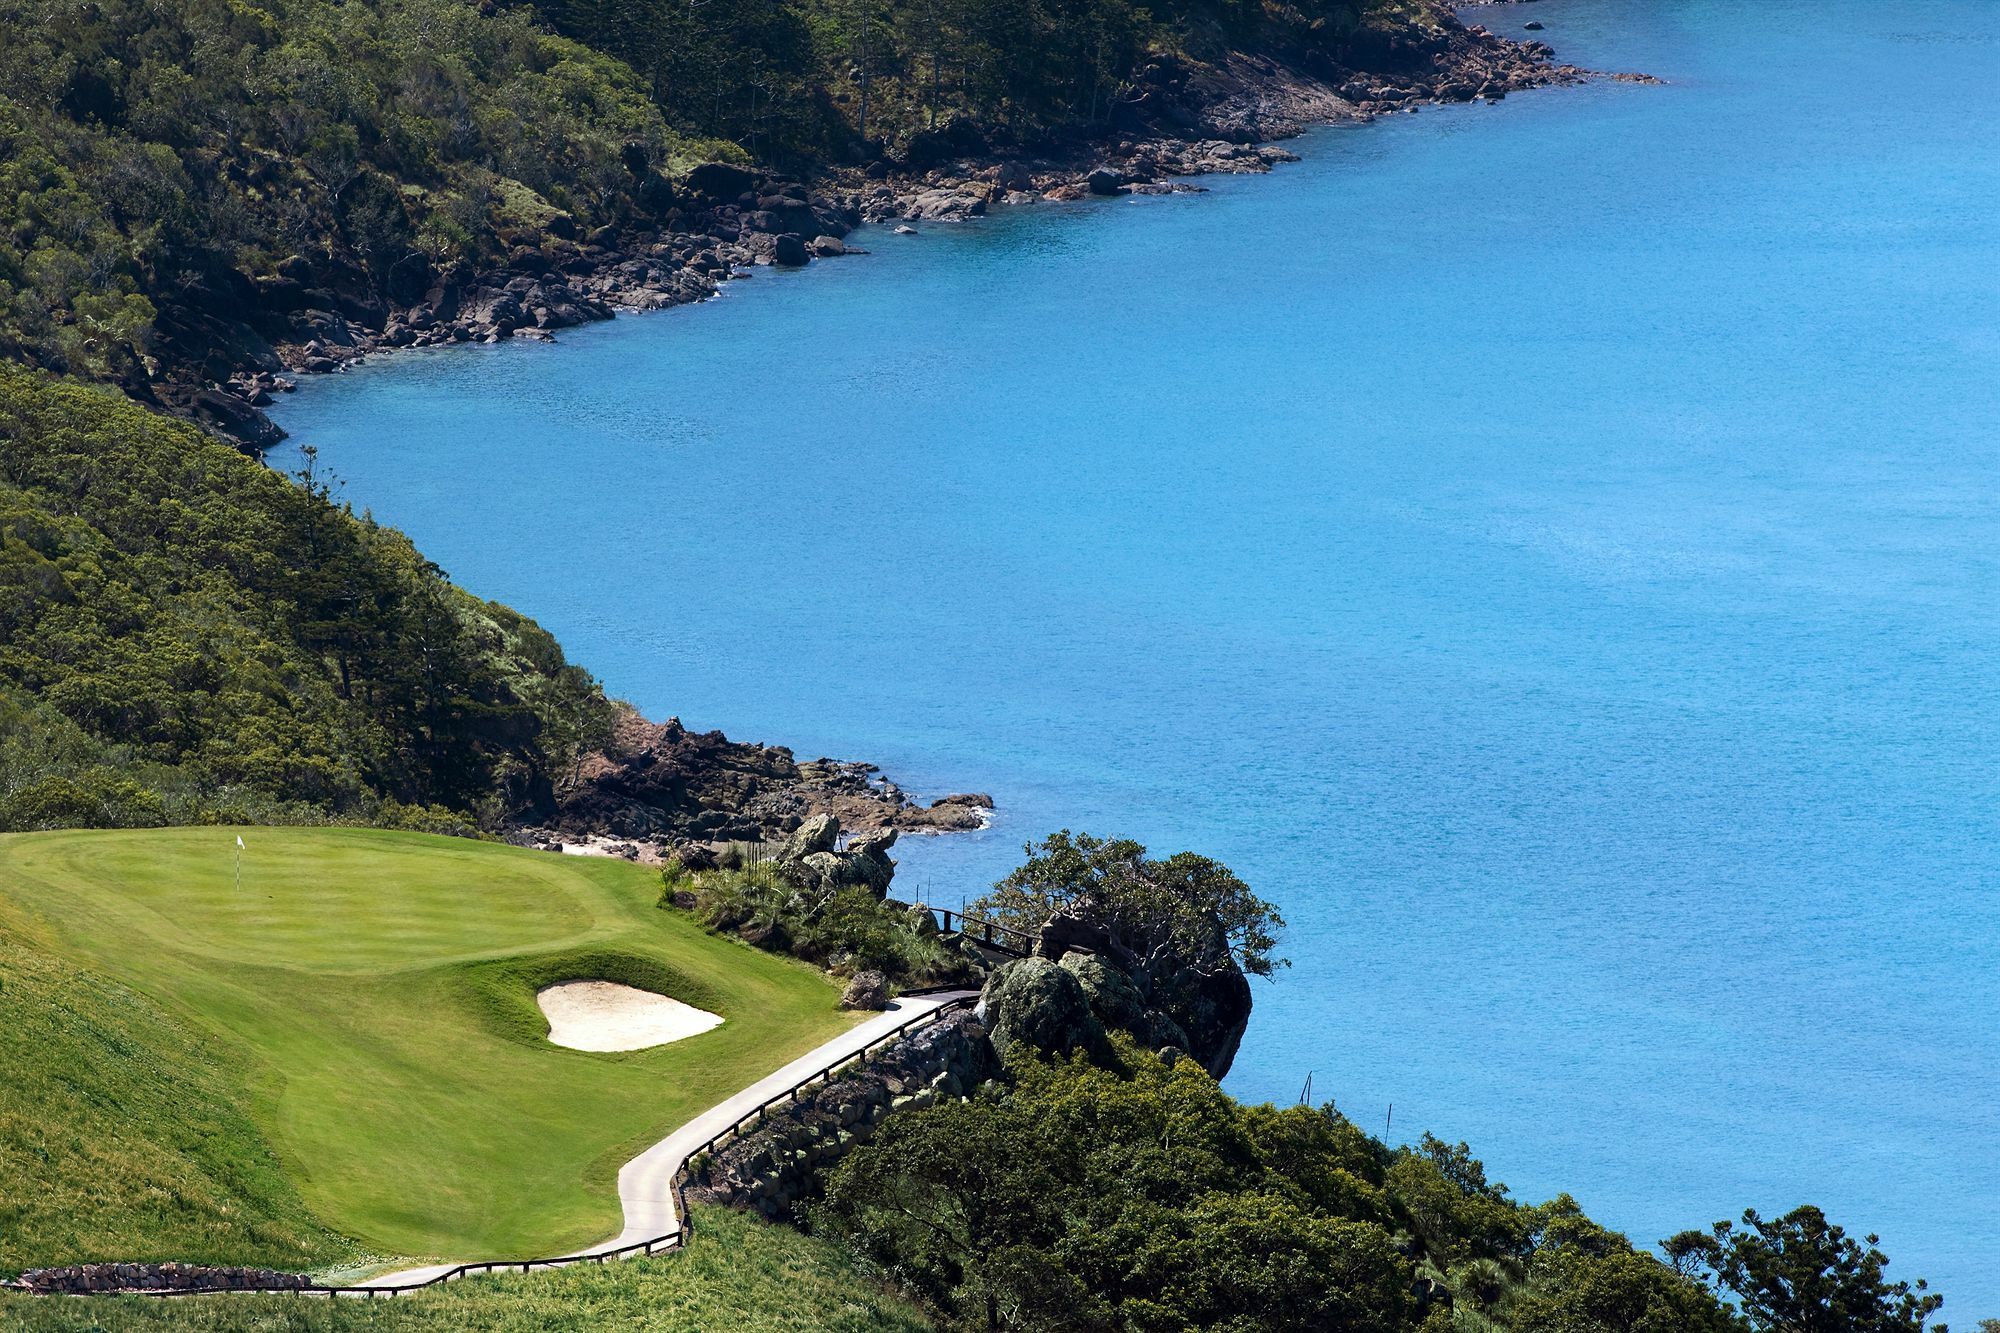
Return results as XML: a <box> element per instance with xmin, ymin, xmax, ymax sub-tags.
<box><xmin>0</xmin><ymin>827</ymin><xmax>856</xmax><ymax>1263</ymax></box>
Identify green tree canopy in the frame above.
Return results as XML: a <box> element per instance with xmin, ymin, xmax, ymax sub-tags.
<box><xmin>1664</xmin><ymin>1207</ymin><xmax>1946</xmax><ymax>1333</ymax></box>
<box><xmin>975</xmin><ymin>829</ymin><xmax>1287</xmax><ymax>978</ymax></box>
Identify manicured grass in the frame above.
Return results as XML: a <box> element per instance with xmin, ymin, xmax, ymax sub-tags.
<box><xmin>0</xmin><ymin>828</ymin><xmax>857</xmax><ymax>1268</ymax></box>
<box><xmin>0</xmin><ymin>1207</ymin><xmax>933</xmax><ymax>1332</ymax></box>
<box><xmin>0</xmin><ymin>924</ymin><xmax>344</xmax><ymax>1275</ymax></box>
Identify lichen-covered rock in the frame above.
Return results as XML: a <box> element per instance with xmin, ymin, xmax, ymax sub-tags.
<box><xmin>978</xmin><ymin>956</ymin><xmax>1106</xmax><ymax>1064</ymax></box>
<box><xmin>784</xmin><ymin>813</ymin><xmax>840</xmax><ymax>860</ymax></box>
<box><xmin>840</xmin><ymin>969</ymin><xmax>890</xmax><ymax>1010</ymax></box>
<box><xmin>1036</xmin><ymin>905</ymin><xmax>1251</xmax><ymax>1078</ymax></box>
<box><xmin>1060</xmin><ymin>952</ymin><xmax>1149</xmax><ymax>1032</ymax></box>
<box><xmin>798</xmin><ymin>849</ymin><xmax>849</xmax><ymax>887</ymax></box>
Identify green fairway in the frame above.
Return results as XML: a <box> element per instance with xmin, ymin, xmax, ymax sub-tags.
<box><xmin>0</xmin><ymin>828</ymin><xmax>856</xmax><ymax>1266</ymax></box>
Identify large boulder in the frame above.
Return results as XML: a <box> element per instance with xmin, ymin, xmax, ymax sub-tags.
<box><xmin>846</xmin><ymin>827</ymin><xmax>897</xmax><ymax>894</ymax></box>
<box><xmin>1059</xmin><ymin>952</ymin><xmax>1148</xmax><ymax>1032</ymax></box>
<box><xmin>840</xmin><ymin>970</ymin><xmax>890</xmax><ymax>1011</ymax></box>
<box><xmin>797</xmin><ymin>850</ymin><xmax>851</xmax><ymax>888</ymax></box>
<box><xmin>900</xmin><ymin>189</ymin><xmax>986</xmax><ymax>222</ymax></box>
<box><xmin>769</xmin><ymin>233</ymin><xmax>810</xmax><ymax>267</ymax></box>
<box><xmin>977</xmin><ymin>957</ymin><xmax>1106</xmax><ymax>1064</ymax></box>
<box><xmin>1035</xmin><ymin>904</ymin><xmax>1252</xmax><ymax>1078</ymax></box>
<box><xmin>1085</xmin><ymin>167</ymin><xmax>1126</xmax><ymax>196</ymax></box>
<box><xmin>1060</xmin><ymin>952</ymin><xmax>1193</xmax><ymax>1055</ymax></box>
<box><xmin>776</xmin><ymin>814</ymin><xmax>898</xmax><ymax>897</ymax></box>
<box><xmin>1166</xmin><ymin>966</ymin><xmax>1251</xmax><ymax>1079</ymax></box>
<box><xmin>683</xmin><ymin>161</ymin><xmax>758</xmax><ymax>203</ymax></box>
<box><xmin>848</xmin><ymin>827</ymin><xmax>896</xmax><ymax>860</ymax></box>
<box><xmin>783</xmin><ymin>813</ymin><xmax>840</xmax><ymax>860</ymax></box>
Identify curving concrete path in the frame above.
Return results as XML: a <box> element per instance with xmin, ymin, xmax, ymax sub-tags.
<box><xmin>352</xmin><ymin>988</ymin><xmax>978</xmax><ymax>1291</ymax></box>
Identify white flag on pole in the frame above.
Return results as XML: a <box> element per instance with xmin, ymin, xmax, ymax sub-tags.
<box><xmin>236</xmin><ymin>835</ymin><xmax>245</xmax><ymax>848</ymax></box>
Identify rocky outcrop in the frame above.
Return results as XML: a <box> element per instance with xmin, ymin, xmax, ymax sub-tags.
<box><xmin>533</xmin><ymin>708</ymin><xmax>991</xmax><ymax>855</ymax></box>
<box><xmin>1058</xmin><ymin>953</ymin><xmax>1189</xmax><ymax>1051</ymax></box>
<box><xmin>686</xmin><ymin>1008</ymin><xmax>996</xmax><ymax>1219</ymax></box>
<box><xmin>1040</xmin><ymin>896</ymin><xmax>1240</xmax><ymax>1072</ymax></box>
<box><xmin>7</xmin><ymin>1263</ymin><xmax>314</xmax><ymax>1295</ymax></box>
<box><xmin>1031</xmin><ymin>906</ymin><xmax>1253</xmax><ymax>1078</ymax></box>
<box><xmin>775</xmin><ymin>815</ymin><xmax>898</xmax><ymax>896</ymax></box>
<box><xmin>977</xmin><ymin>956</ymin><xmax>1108</xmax><ymax>1065</ymax></box>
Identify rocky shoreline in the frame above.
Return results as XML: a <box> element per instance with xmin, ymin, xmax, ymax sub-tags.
<box><xmin>187</xmin><ymin>14</ymin><xmax>1652</xmax><ymax>449</ymax></box>
<box><xmin>513</xmin><ymin>708</ymin><xmax>993</xmax><ymax>867</ymax></box>
<box><xmin>202</xmin><ymin>11</ymin><xmax>1653</xmax><ymax>860</ymax></box>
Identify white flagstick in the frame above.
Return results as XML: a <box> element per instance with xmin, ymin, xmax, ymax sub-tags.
<box><xmin>235</xmin><ymin>834</ymin><xmax>244</xmax><ymax>895</ymax></box>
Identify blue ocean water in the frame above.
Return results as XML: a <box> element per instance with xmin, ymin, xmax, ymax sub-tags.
<box><xmin>272</xmin><ymin>0</ymin><xmax>2000</xmax><ymax>1309</ymax></box>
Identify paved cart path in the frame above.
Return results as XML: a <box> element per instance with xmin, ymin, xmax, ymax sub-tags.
<box><xmin>352</xmin><ymin>989</ymin><xmax>978</xmax><ymax>1291</ymax></box>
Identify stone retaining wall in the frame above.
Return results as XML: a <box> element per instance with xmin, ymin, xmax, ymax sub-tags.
<box><xmin>684</xmin><ymin>1008</ymin><xmax>995</xmax><ymax>1219</ymax></box>
<box><xmin>5</xmin><ymin>1262</ymin><xmax>313</xmax><ymax>1294</ymax></box>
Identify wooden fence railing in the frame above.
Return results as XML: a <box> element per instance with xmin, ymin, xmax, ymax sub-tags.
<box><xmin>922</xmin><ymin>905</ymin><xmax>1036</xmax><ymax>956</ymax></box>
<box><xmin>83</xmin><ymin>991</ymin><xmax>978</xmax><ymax>1300</ymax></box>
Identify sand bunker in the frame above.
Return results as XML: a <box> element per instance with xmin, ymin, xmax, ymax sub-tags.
<box><xmin>536</xmin><ymin>980</ymin><xmax>723</xmax><ymax>1052</ymax></box>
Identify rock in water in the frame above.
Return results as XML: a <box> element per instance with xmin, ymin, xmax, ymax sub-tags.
<box><xmin>1085</xmin><ymin>167</ymin><xmax>1126</xmax><ymax>196</ymax></box>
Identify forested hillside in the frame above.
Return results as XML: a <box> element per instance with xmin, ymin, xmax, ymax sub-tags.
<box><xmin>0</xmin><ymin>0</ymin><xmax>709</xmax><ymax>429</ymax></box>
<box><xmin>0</xmin><ymin>0</ymin><xmax>1510</xmax><ymax>437</ymax></box>
<box><xmin>531</xmin><ymin>0</ymin><xmax>1433</xmax><ymax>159</ymax></box>
<box><xmin>0</xmin><ymin>365</ymin><xmax>610</xmax><ymax>831</ymax></box>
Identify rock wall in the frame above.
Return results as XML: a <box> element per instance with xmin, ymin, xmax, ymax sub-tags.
<box><xmin>6</xmin><ymin>1262</ymin><xmax>314</xmax><ymax>1294</ymax></box>
<box><xmin>684</xmin><ymin>1009</ymin><xmax>996</xmax><ymax>1220</ymax></box>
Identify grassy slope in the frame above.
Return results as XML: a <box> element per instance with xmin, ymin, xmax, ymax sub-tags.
<box><xmin>0</xmin><ymin>1207</ymin><xmax>931</xmax><ymax>1332</ymax></box>
<box><xmin>0</xmin><ymin>924</ymin><xmax>346</xmax><ymax>1274</ymax></box>
<box><xmin>0</xmin><ymin>828</ymin><xmax>855</xmax><ymax>1267</ymax></box>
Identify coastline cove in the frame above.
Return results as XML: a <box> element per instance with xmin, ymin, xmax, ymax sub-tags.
<box><xmin>271</xmin><ymin>0</ymin><xmax>2000</xmax><ymax>1312</ymax></box>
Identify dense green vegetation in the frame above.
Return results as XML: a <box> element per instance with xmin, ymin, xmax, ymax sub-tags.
<box><xmin>976</xmin><ymin>829</ymin><xmax>1288</xmax><ymax>976</ymax></box>
<box><xmin>817</xmin><ymin>1041</ymin><xmax>1738</xmax><ymax>1332</ymax></box>
<box><xmin>0</xmin><ymin>0</ymin><xmax>1443</xmax><ymax>395</ymax></box>
<box><xmin>664</xmin><ymin>857</ymin><xmax>979</xmax><ymax>989</ymax></box>
<box><xmin>0</xmin><ymin>366</ymin><xmax>613</xmax><ymax>830</ymax></box>
<box><xmin>0</xmin><ymin>826</ymin><xmax>858</xmax><ymax>1264</ymax></box>
<box><xmin>535</xmin><ymin>0</ymin><xmax>1420</xmax><ymax>161</ymax></box>
<box><xmin>0</xmin><ymin>1206</ymin><xmax>932</xmax><ymax>1332</ymax></box>
<box><xmin>1665</xmin><ymin>1208</ymin><xmax>1947</xmax><ymax>1333</ymax></box>
<box><xmin>817</xmin><ymin>1041</ymin><xmax>1960</xmax><ymax>1333</ymax></box>
<box><xmin>0</xmin><ymin>0</ymin><xmax>721</xmax><ymax>387</ymax></box>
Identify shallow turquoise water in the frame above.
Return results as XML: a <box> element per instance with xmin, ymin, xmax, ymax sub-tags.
<box><xmin>273</xmin><ymin>0</ymin><xmax>2000</xmax><ymax>1308</ymax></box>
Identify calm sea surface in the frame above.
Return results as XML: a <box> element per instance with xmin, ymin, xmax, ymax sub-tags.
<box><xmin>273</xmin><ymin>0</ymin><xmax>2000</xmax><ymax>1308</ymax></box>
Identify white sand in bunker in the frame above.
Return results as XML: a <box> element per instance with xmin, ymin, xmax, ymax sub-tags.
<box><xmin>536</xmin><ymin>980</ymin><xmax>724</xmax><ymax>1052</ymax></box>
